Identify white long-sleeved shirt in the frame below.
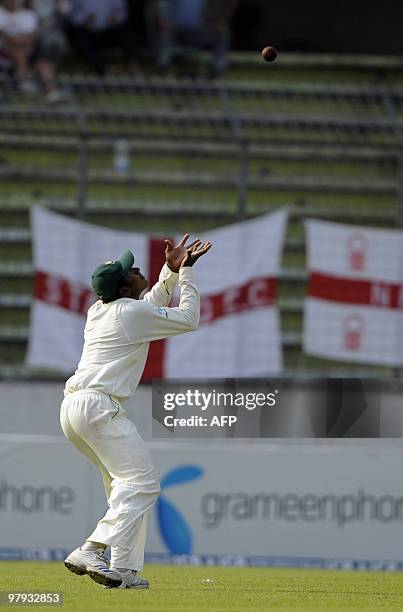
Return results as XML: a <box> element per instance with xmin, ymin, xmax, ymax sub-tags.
<box><xmin>0</xmin><ymin>7</ymin><xmax>38</xmax><ymax>36</ymax></box>
<box><xmin>64</xmin><ymin>264</ymin><xmax>199</xmax><ymax>401</ymax></box>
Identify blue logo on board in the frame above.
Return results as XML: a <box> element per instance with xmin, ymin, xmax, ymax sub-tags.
<box><xmin>156</xmin><ymin>465</ymin><xmax>204</xmax><ymax>554</ymax></box>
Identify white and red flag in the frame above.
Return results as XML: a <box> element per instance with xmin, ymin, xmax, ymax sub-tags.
<box><xmin>304</xmin><ymin>219</ymin><xmax>403</xmax><ymax>366</ymax></box>
<box><xmin>27</xmin><ymin>207</ymin><xmax>287</xmax><ymax>377</ymax></box>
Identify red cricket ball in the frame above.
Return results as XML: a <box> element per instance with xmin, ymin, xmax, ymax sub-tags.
<box><xmin>261</xmin><ymin>46</ymin><xmax>278</xmax><ymax>62</ymax></box>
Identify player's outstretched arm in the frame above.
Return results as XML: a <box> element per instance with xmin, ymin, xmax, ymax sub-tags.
<box><xmin>120</xmin><ymin>237</ymin><xmax>212</xmax><ymax>343</ymax></box>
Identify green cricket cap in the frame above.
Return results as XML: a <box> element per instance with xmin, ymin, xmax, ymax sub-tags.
<box><xmin>91</xmin><ymin>249</ymin><xmax>135</xmax><ymax>301</ymax></box>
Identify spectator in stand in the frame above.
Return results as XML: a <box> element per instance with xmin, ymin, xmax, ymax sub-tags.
<box><xmin>203</xmin><ymin>0</ymin><xmax>239</xmax><ymax>77</ymax></box>
<box><xmin>147</xmin><ymin>0</ymin><xmax>238</xmax><ymax>78</ymax></box>
<box><xmin>0</xmin><ymin>0</ymin><xmax>38</xmax><ymax>92</ymax></box>
<box><xmin>0</xmin><ymin>0</ymin><xmax>67</xmax><ymax>101</ymax></box>
<box><xmin>64</xmin><ymin>0</ymin><xmax>141</xmax><ymax>75</ymax></box>
<box><xmin>29</xmin><ymin>0</ymin><xmax>68</xmax><ymax>102</ymax></box>
<box><xmin>126</xmin><ymin>0</ymin><xmax>149</xmax><ymax>60</ymax></box>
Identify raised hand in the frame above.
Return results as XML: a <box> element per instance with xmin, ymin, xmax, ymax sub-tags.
<box><xmin>181</xmin><ymin>240</ymin><xmax>212</xmax><ymax>268</ymax></box>
<box><xmin>165</xmin><ymin>234</ymin><xmax>201</xmax><ymax>272</ymax></box>
<box><xmin>165</xmin><ymin>234</ymin><xmax>212</xmax><ymax>271</ymax></box>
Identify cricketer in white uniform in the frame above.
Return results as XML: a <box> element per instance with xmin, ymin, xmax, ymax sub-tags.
<box><xmin>60</xmin><ymin>234</ymin><xmax>211</xmax><ymax>589</ymax></box>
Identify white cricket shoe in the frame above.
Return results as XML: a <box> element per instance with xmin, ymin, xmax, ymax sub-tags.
<box><xmin>64</xmin><ymin>547</ymin><xmax>122</xmax><ymax>588</ymax></box>
<box><xmin>106</xmin><ymin>569</ymin><xmax>149</xmax><ymax>589</ymax></box>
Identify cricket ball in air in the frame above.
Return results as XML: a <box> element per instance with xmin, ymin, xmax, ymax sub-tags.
<box><xmin>261</xmin><ymin>46</ymin><xmax>278</xmax><ymax>62</ymax></box>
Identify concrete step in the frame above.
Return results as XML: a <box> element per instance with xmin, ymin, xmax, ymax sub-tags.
<box><xmin>0</xmin><ymin>201</ymin><xmax>396</xmax><ymax>226</ymax></box>
<box><xmin>0</xmin><ymin>166</ymin><xmax>397</xmax><ymax>196</ymax></box>
<box><xmin>0</xmin><ymin>107</ymin><xmax>396</xmax><ymax>132</ymax></box>
<box><xmin>0</xmin><ymin>134</ymin><xmax>398</xmax><ymax>164</ymax></box>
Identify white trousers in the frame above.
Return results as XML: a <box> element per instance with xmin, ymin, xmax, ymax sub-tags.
<box><xmin>60</xmin><ymin>390</ymin><xmax>160</xmax><ymax>571</ymax></box>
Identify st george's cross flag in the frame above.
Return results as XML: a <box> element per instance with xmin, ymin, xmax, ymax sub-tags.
<box><xmin>27</xmin><ymin>206</ymin><xmax>288</xmax><ymax>378</ymax></box>
<box><xmin>303</xmin><ymin>219</ymin><xmax>403</xmax><ymax>366</ymax></box>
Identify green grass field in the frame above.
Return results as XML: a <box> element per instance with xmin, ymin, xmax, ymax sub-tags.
<box><xmin>1</xmin><ymin>562</ymin><xmax>403</xmax><ymax>611</ymax></box>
